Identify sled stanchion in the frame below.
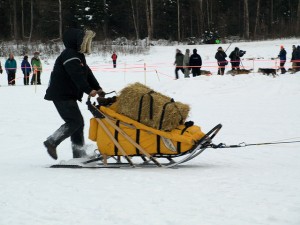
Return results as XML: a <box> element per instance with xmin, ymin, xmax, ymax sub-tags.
<box><xmin>95</xmin><ymin>117</ymin><xmax>135</xmax><ymax>167</ymax></box>
<box><xmin>101</xmin><ymin>112</ymin><xmax>162</xmax><ymax>167</ymax></box>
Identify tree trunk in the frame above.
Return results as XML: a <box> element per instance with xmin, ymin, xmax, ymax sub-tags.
<box><xmin>58</xmin><ymin>0</ymin><xmax>62</xmax><ymax>39</ymax></box>
<box><xmin>243</xmin><ymin>0</ymin><xmax>249</xmax><ymax>39</ymax></box>
<box><xmin>130</xmin><ymin>0</ymin><xmax>139</xmax><ymax>39</ymax></box>
<box><xmin>28</xmin><ymin>0</ymin><xmax>33</xmax><ymax>43</ymax></box>
<box><xmin>177</xmin><ymin>0</ymin><xmax>180</xmax><ymax>41</ymax></box>
<box><xmin>198</xmin><ymin>0</ymin><xmax>203</xmax><ymax>36</ymax></box>
<box><xmin>145</xmin><ymin>0</ymin><xmax>153</xmax><ymax>40</ymax></box>
<box><xmin>297</xmin><ymin>0</ymin><xmax>300</xmax><ymax>33</ymax></box>
<box><xmin>270</xmin><ymin>0</ymin><xmax>273</xmax><ymax>34</ymax></box>
<box><xmin>150</xmin><ymin>0</ymin><xmax>154</xmax><ymax>38</ymax></box>
<box><xmin>254</xmin><ymin>0</ymin><xmax>260</xmax><ymax>39</ymax></box>
<box><xmin>13</xmin><ymin>0</ymin><xmax>18</xmax><ymax>40</ymax></box>
<box><xmin>21</xmin><ymin>0</ymin><xmax>24</xmax><ymax>39</ymax></box>
<box><xmin>206</xmin><ymin>0</ymin><xmax>210</xmax><ymax>28</ymax></box>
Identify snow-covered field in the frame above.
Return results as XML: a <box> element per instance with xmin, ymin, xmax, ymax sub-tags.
<box><xmin>1</xmin><ymin>39</ymin><xmax>300</xmax><ymax>225</ymax></box>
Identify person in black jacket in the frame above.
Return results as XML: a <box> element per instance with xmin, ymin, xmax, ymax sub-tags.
<box><xmin>189</xmin><ymin>49</ymin><xmax>202</xmax><ymax>77</ymax></box>
<box><xmin>229</xmin><ymin>47</ymin><xmax>246</xmax><ymax>70</ymax></box>
<box><xmin>278</xmin><ymin>45</ymin><xmax>287</xmax><ymax>74</ymax></box>
<box><xmin>174</xmin><ymin>49</ymin><xmax>184</xmax><ymax>79</ymax></box>
<box><xmin>295</xmin><ymin>46</ymin><xmax>300</xmax><ymax>72</ymax></box>
<box><xmin>215</xmin><ymin>46</ymin><xmax>227</xmax><ymax>75</ymax></box>
<box><xmin>43</xmin><ymin>28</ymin><xmax>105</xmax><ymax>160</ymax></box>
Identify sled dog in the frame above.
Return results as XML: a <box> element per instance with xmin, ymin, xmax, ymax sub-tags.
<box><xmin>257</xmin><ymin>68</ymin><xmax>277</xmax><ymax>77</ymax></box>
<box><xmin>226</xmin><ymin>69</ymin><xmax>252</xmax><ymax>76</ymax></box>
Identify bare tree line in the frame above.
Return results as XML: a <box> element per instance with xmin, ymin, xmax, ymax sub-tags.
<box><xmin>0</xmin><ymin>0</ymin><xmax>299</xmax><ymax>42</ymax></box>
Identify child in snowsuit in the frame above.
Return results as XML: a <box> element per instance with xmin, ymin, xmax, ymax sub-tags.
<box><xmin>111</xmin><ymin>52</ymin><xmax>117</xmax><ymax>68</ymax></box>
<box><xmin>31</xmin><ymin>52</ymin><xmax>42</xmax><ymax>85</ymax></box>
<box><xmin>21</xmin><ymin>55</ymin><xmax>32</xmax><ymax>85</ymax></box>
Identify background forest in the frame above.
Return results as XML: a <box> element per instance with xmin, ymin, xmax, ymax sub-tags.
<box><xmin>0</xmin><ymin>0</ymin><xmax>300</xmax><ymax>42</ymax></box>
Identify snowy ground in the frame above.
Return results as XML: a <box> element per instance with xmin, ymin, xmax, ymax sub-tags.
<box><xmin>1</xmin><ymin>39</ymin><xmax>300</xmax><ymax>225</ymax></box>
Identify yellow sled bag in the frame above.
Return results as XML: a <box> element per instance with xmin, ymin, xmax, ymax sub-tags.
<box><xmin>89</xmin><ymin>105</ymin><xmax>206</xmax><ymax>156</ymax></box>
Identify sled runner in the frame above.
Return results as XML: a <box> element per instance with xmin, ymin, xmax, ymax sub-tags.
<box><xmin>51</xmin><ymin>95</ymin><xmax>222</xmax><ymax>169</ymax></box>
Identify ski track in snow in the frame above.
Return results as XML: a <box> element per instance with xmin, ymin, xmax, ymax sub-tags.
<box><xmin>0</xmin><ymin>39</ymin><xmax>300</xmax><ymax>225</ymax></box>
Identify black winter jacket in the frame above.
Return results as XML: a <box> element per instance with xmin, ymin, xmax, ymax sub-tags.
<box><xmin>189</xmin><ymin>53</ymin><xmax>202</xmax><ymax>68</ymax></box>
<box><xmin>215</xmin><ymin>50</ymin><xmax>227</xmax><ymax>66</ymax></box>
<box><xmin>45</xmin><ymin>28</ymin><xmax>101</xmax><ymax>101</ymax></box>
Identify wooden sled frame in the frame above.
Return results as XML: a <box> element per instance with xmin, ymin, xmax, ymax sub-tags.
<box><xmin>84</xmin><ymin>97</ymin><xmax>222</xmax><ymax>168</ymax></box>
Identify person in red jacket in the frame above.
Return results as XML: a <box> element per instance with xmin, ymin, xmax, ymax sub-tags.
<box><xmin>111</xmin><ymin>51</ymin><xmax>117</xmax><ymax>68</ymax></box>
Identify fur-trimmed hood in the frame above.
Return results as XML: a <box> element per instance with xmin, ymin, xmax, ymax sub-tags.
<box><xmin>62</xmin><ymin>28</ymin><xmax>96</xmax><ymax>54</ymax></box>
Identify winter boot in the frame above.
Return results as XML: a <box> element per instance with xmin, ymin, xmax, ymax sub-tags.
<box><xmin>43</xmin><ymin>140</ymin><xmax>58</xmax><ymax>160</ymax></box>
<box><xmin>72</xmin><ymin>144</ymin><xmax>88</xmax><ymax>158</ymax></box>
<box><xmin>72</xmin><ymin>149</ymin><xmax>88</xmax><ymax>158</ymax></box>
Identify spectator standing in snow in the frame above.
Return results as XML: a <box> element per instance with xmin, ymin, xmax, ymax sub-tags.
<box><xmin>183</xmin><ymin>49</ymin><xmax>190</xmax><ymax>78</ymax></box>
<box><xmin>21</xmin><ymin>55</ymin><xmax>32</xmax><ymax>85</ymax></box>
<box><xmin>189</xmin><ymin>48</ymin><xmax>202</xmax><ymax>77</ymax></box>
<box><xmin>278</xmin><ymin>45</ymin><xmax>287</xmax><ymax>74</ymax></box>
<box><xmin>291</xmin><ymin>45</ymin><xmax>299</xmax><ymax>71</ymax></box>
<box><xmin>229</xmin><ymin>47</ymin><xmax>244</xmax><ymax>70</ymax></box>
<box><xmin>291</xmin><ymin>45</ymin><xmax>297</xmax><ymax>71</ymax></box>
<box><xmin>31</xmin><ymin>52</ymin><xmax>42</xmax><ymax>85</ymax></box>
<box><xmin>43</xmin><ymin>28</ymin><xmax>104</xmax><ymax>160</ymax></box>
<box><xmin>5</xmin><ymin>53</ymin><xmax>17</xmax><ymax>86</ymax></box>
<box><xmin>111</xmin><ymin>51</ymin><xmax>117</xmax><ymax>68</ymax></box>
<box><xmin>174</xmin><ymin>49</ymin><xmax>184</xmax><ymax>79</ymax></box>
<box><xmin>295</xmin><ymin>46</ymin><xmax>300</xmax><ymax>72</ymax></box>
<box><xmin>0</xmin><ymin>61</ymin><xmax>3</xmax><ymax>74</ymax></box>
<box><xmin>215</xmin><ymin>46</ymin><xmax>228</xmax><ymax>75</ymax></box>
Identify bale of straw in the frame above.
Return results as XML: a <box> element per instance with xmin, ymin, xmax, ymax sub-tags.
<box><xmin>115</xmin><ymin>82</ymin><xmax>190</xmax><ymax>131</ymax></box>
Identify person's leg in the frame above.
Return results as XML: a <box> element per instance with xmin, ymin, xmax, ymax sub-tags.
<box><xmin>7</xmin><ymin>72</ymin><xmax>11</xmax><ymax>85</ymax></box>
<box><xmin>221</xmin><ymin>67</ymin><xmax>225</xmax><ymax>75</ymax></box>
<box><xmin>184</xmin><ymin>68</ymin><xmax>190</xmax><ymax>77</ymax></box>
<box><xmin>175</xmin><ymin>68</ymin><xmax>179</xmax><ymax>79</ymax></box>
<box><xmin>196</xmin><ymin>68</ymin><xmax>201</xmax><ymax>76</ymax></box>
<box><xmin>217</xmin><ymin>63</ymin><xmax>221</xmax><ymax>75</ymax></box>
<box><xmin>231</xmin><ymin>63</ymin><xmax>235</xmax><ymax>70</ymax></box>
<box><xmin>180</xmin><ymin>68</ymin><xmax>184</xmax><ymax>75</ymax></box>
<box><xmin>23</xmin><ymin>73</ymin><xmax>27</xmax><ymax>85</ymax></box>
<box><xmin>282</xmin><ymin>61</ymin><xmax>286</xmax><ymax>73</ymax></box>
<box><xmin>31</xmin><ymin>73</ymin><xmax>35</xmax><ymax>84</ymax></box>
<box><xmin>280</xmin><ymin>62</ymin><xmax>286</xmax><ymax>74</ymax></box>
<box><xmin>44</xmin><ymin>100</ymin><xmax>86</xmax><ymax>158</ymax></box>
<box><xmin>37</xmin><ymin>71</ymin><xmax>41</xmax><ymax>84</ymax></box>
<box><xmin>26</xmin><ymin>73</ymin><xmax>29</xmax><ymax>85</ymax></box>
<box><xmin>12</xmin><ymin>73</ymin><xmax>16</xmax><ymax>85</ymax></box>
<box><xmin>192</xmin><ymin>68</ymin><xmax>196</xmax><ymax>77</ymax></box>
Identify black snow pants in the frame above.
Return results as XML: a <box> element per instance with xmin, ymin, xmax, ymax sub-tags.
<box><xmin>46</xmin><ymin>100</ymin><xmax>85</xmax><ymax>151</ymax></box>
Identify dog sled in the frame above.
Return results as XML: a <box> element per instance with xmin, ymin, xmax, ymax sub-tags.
<box><xmin>51</xmin><ymin>84</ymin><xmax>222</xmax><ymax>169</ymax></box>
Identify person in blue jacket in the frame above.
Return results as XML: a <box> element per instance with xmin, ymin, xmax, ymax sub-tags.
<box><xmin>278</xmin><ymin>45</ymin><xmax>287</xmax><ymax>74</ymax></box>
<box><xmin>5</xmin><ymin>53</ymin><xmax>17</xmax><ymax>86</ymax></box>
<box><xmin>21</xmin><ymin>55</ymin><xmax>32</xmax><ymax>85</ymax></box>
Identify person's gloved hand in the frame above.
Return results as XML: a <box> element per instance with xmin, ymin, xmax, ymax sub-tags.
<box><xmin>97</xmin><ymin>89</ymin><xmax>106</xmax><ymax>97</ymax></box>
<box><xmin>89</xmin><ymin>90</ymin><xmax>98</xmax><ymax>97</ymax></box>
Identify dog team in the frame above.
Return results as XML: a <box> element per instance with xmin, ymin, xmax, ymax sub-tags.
<box><xmin>174</xmin><ymin>45</ymin><xmax>300</xmax><ymax>79</ymax></box>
